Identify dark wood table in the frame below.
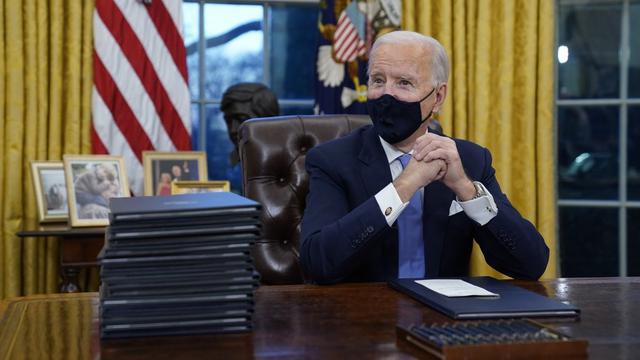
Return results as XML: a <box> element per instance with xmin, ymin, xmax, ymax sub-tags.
<box><xmin>16</xmin><ymin>225</ymin><xmax>105</xmax><ymax>292</ymax></box>
<box><xmin>0</xmin><ymin>278</ymin><xmax>638</xmax><ymax>359</ymax></box>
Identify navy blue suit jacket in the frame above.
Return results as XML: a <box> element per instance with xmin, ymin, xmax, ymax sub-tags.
<box><xmin>300</xmin><ymin>125</ymin><xmax>549</xmax><ymax>284</ymax></box>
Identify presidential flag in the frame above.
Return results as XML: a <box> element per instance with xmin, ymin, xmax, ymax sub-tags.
<box><xmin>92</xmin><ymin>0</ymin><xmax>191</xmax><ymax>195</ymax></box>
<box><xmin>315</xmin><ymin>0</ymin><xmax>402</xmax><ymax>115</ymax></box>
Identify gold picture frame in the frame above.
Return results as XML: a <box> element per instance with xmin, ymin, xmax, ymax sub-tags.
<box><xmin>142</xmin><ymin>151</ymin><xmax>208</xmax><ymax>196</ymax></box>
<box><xmin>63</xmin><ymin>155</ymin><xmax>130</xmax><ymax>227</ymax></box>
<box><xmin>30</xmin><ymin>161</ymin><xmax>69</xmax><ymax>223</ymax></box>
<box><xmin>171</xmin><ymin>180</ymin><xmax>231</xmax><ymax>194</ymax></box>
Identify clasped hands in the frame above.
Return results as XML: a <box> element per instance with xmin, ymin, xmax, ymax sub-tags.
<box><xmin>393</xmin><ymin>133</ymin><xmax>477</xmax><ymax>203</ymax></box>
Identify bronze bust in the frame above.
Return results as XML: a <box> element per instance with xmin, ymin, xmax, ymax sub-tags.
<box><xmin>221</xmin><ymin>83</ymin><xmax>280</xmax><ymax>165</ymax></box>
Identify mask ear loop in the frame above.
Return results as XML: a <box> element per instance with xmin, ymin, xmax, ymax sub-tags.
<box><xmin>418</xmin><ymin>86</ymin><xmax>437</xmax><ymax>103</ymax></box>
<box><xmin>418</xmin><ymin>84</ymin><xmax>439</xmax><ymax>123</ymax></box>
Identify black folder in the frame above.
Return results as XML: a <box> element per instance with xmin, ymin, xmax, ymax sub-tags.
<box><xmin>389</xmin><ymin>276</ymin><xmax>580</xmax><ymax>320</ymax></box>
<box><xmin>109</xmin><ymin>192</ymin><xmax>260</xmax><ymax>223</ymax></box>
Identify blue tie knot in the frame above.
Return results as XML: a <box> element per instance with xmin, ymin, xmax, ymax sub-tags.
<box><xmin>398</xmin><ymin>153</ymin><xmax>412</xmax><ymax>168</ymax></box>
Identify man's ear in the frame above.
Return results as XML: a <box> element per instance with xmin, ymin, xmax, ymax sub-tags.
<box><xmin>433</xmin><ymin>83</ymin><xmax>448</xmax><ymax>113</ymax></box>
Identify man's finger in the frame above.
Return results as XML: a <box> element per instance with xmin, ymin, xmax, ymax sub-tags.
<box><xmin>423</xmin><ymin>148</ymin><xmax>450</xmax><ymax>163</ymax></box>
<box><xmin>414</xmin><ymin>139</ymin><xmax>446</xmax><ymax>160</ymax></box>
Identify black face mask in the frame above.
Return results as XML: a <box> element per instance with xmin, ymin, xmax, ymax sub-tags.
<box><xmin>367</xmin><ymin>87</ymin><xmax>436</xmax><ymax>144</ymax></box>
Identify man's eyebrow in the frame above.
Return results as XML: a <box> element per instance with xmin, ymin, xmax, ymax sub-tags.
<box><xmin>398</xmin><ymin>74</ymin><xmax>418</xmax><ymax>82</ymax></box>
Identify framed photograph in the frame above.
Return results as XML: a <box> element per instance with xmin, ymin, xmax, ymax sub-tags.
<box><xmin>63</xmin><ymin>155</ymin><xmax>130</xmax><ymax>227</ymax></box>
<box><xmin>171</xmin><ymin>181</ymin><xmax>230</xmax><ymax>195</ymax></box>
<box><xmin>30</xmin><ymin>161</ymin><xmax>69</xmax><ymax>223</ymax></box>
<box><xmin>142</xmin><ymin>151</ymin><xmax>208</xmax><ymax>196</ymax></box>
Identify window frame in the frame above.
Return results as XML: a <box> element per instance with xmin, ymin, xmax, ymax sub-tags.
<box><xmin>184</xmin><ymin>0</ymin><xmax>319</xmax><ymax>150</ymax></box>
<box><xmin>555</xmin><ymin>0</ymin><xmax>640</xmax><ymax>276</ymax></box>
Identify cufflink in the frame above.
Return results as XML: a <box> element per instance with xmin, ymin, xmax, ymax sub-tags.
<box><xmin>385</xmin><ymin>207</ymin><xmax>392</xmax><ymax>216</ymax></box>
<box><xmin>472</xmin><ymin>181</ymin><xmax>486</xmax><ymax>200</ymax></box>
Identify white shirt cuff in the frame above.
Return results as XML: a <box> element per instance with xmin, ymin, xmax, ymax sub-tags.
<box><xmin>375</xmin><ymin>183</ymin><xmax>408</xmax><ymax>227</ymax></box>
<box><xmin>454</xmin><ymin>182</ymin><xmax>498</xmax><ymax>226</ymax></box>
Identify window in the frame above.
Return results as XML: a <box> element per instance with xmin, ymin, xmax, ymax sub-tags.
<box><xmin>556</xmin><ymin>0</ymin><xmax>640</xmax><ymax>276</ymax></box>
<box><xmin>183</xmin><ymin>1</ymin><xmax>319</xmax><ymax>192</ymax></box>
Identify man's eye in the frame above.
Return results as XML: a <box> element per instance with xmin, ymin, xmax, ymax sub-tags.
<box><xmin>399</xmin><ymin>80</ymin><xmax>412</xmax><ymax>86</ymax></box>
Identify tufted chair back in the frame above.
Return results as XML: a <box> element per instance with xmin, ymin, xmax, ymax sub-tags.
<box><xmin>238</xmin><ymin>114</ymin><xmax>371</xmax><ymax>284</ymax></box>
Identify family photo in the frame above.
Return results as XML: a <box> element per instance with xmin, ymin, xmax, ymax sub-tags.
<box><xmin>142</xmin><ymin>151</ymin><xmax>208</xmax><ymax>196</ymax></box>
<box><xmin>30</xmin><ymin>161</ymin><xmax>68</xmax><ymax>223</ymax></box>
<box><xmin>63</xmin><ymin>156</ymin><xmax>130</xmax><ymax>227</ymax></box>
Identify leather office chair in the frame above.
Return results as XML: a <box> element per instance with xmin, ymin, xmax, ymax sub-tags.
<box><xmin>238</xmin><ymin>114</ymin><xmax>371</xmax><ymax>284</ymax></box>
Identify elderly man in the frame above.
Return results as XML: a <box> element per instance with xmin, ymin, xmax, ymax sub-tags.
<box><xmin>300</xmin><ymin>31</ymin><xmax>549</xmax><ymax>284</ymax></box>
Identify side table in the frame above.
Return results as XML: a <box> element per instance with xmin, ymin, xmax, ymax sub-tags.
<box><xmin>16</xmin><ymin>225</ymin><xmax>105</xmax><ymax>292</ymax></box>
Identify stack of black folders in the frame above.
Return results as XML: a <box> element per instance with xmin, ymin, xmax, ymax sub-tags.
<box><xmin>99</xmin><ymin>192</ymin><xmax>261</xmax><ymax>339</ymax></box>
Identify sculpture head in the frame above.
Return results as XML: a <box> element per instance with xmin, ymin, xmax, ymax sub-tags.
<box><xmin>221</xmin><ymin>83</ymin><xmax>279</xmax><ymax>165</ymax></box>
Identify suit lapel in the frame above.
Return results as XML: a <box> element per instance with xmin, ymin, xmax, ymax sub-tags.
<box><xmin>423</xmin><ymin>181</ymin><xmax>455</xmax><ymax>277</ymax></box>
<box><xmin>357</xmin><ymin>126</ymin><xmax>397</xmax><ymax>278</ymax></box>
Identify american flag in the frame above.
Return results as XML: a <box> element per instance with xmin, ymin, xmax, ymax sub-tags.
<box><xmin>92</xmin><ymin>0</ymin><xmax>191</xmax><ymax>196</ymax></box>
<box><xmin>333</xmin><ymin>2</ymin><xmax>366</xmax><ymax>63</ymax></box>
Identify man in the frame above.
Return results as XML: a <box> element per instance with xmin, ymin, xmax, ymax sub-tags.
<box><xmin>171</xmin><ymin>164</ymin><xmax>183</xmax><ymax>181</ymax></box>
<box><xmin>300</xmin><ymin>31</ymin><xmax>549</xmax><ymax>284</ymax></box>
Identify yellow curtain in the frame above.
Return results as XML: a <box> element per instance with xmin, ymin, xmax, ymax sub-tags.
<box><xmin>0</xmin><ymin>0</ymin><xmax>94</xmax><ymax>299</ymax></box>
<box><xmin>403</xmin><ymin>0</ymin><xmax>557</xmax><ymax>279</ymax></box>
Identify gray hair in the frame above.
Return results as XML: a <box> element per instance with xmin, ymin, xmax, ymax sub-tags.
<box><xmin>368</xmin><ymin>31</ymin><xmax>450</xmax><ymax>86</ymax></box>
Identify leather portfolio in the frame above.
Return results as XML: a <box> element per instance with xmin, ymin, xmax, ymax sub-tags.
<box><xmin>389</xmin><ymin>276</ymin><xmax>579</xmax><ymax>319</ymax></box>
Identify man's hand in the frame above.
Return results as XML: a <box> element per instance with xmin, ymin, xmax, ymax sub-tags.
<box><xmin>412</xmin><ymin>133</ymin><xmax>476</xmax><ymax>201</ymax></box>
<box><xmin>393</xmin><ymin>157</ymin><xmax>447</xmax><ymax>203</ymax></box>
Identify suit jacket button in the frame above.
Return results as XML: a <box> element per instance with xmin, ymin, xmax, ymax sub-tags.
<box><xmin>385</xmin><ymin>207</ymin><xmax>392</xmax><ymax>216</ymax></box>
<box><xmin>366</xmin><ymin>226</ymin><xmax>374</xmax><ymax>233</ymax></box>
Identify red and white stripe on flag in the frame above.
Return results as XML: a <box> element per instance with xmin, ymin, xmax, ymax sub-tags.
<box><xmin>333</xmin><ymin>11</ymin><xmax>366</xmax><ymax>63</ymax></box>
<box><xmin>92</xmin><ymin>0</ymin><xmax>191</xmax><ymax>195</ymax></box>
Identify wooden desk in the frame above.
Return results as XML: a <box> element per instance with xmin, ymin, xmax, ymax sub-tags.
<box><xmin>0</xmin><ymin>278</ymin><xmax>638</xmax><ymax>359</ymax></box>
<box><xmin>17</xmin><ymin>225</ymin><xmax>105</xmax><ymax>292</ymax></box>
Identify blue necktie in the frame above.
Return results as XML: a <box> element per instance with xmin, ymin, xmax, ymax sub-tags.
<box><xmin>397</xmin><ymin>154</ymin><xmax>425</xmax><ymax>278</ymax></box>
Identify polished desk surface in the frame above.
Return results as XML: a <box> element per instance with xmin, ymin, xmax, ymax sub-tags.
<box><xmin>0</xmin><ymin>278</ymin><xmax>639</xmax><ymax>359</ymax></box>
